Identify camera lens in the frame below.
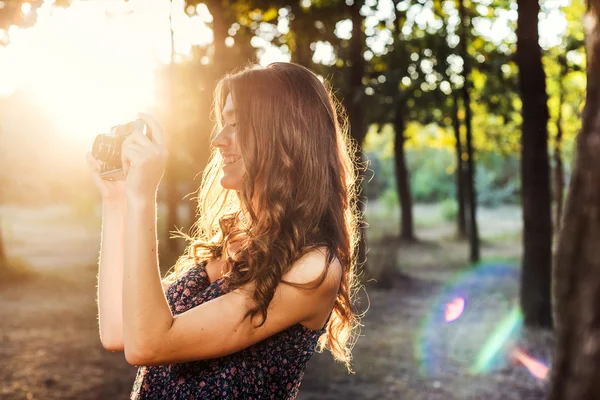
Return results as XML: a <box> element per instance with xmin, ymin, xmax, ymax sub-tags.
<box><xmin>92</xmin><ymin>133</ymin><xmax>124</xmax><ymax>169</ymax></box>
<box><xmin>91</xmin><ymin>120</ymin><xmax>146</xmax><ymax>171</ymax></box>
<box><xmin>92</xmin><ymin>134</ymin><xmax>115</xmax><ymax>163</ymax></box>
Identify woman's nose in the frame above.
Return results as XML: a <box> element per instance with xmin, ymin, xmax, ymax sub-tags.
<box><xmin>211</xmin><ymin>127</ymin><xmax>229</xmax><ymax>149</ymax></box>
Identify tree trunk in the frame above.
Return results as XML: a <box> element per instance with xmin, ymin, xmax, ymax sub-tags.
<box><xmin>210</xmin><ymin>0</ymin><xmax>229</xmax><ymax>70</ymax></box>
<box><xmin>290</xmin><ymin>2</ymin><xmax>312</xmax><ymax>67</ymax></box>
<box><xmin>452</xmin><ymin>90</ymin><xmax>467</xmax><ymax>238</ymax></box>
<box><xmin>346</xmin><ymin>0</ymin><xmax>369</xmax><ymax>276</ymax></box>
<box><xmin>549</xmin><ymin>2</ymin><xmax>600</xmax><ymax>397</ymax></box>
<box><xmin>186</xmin><ymin>0</ymin><xmax>231</xmax><ymax>233</ymax></box>
<box><xmin>390</xmin><ymin>7</ymin><xmax>414</xmax><ymax>241</ymax></box>
<box><xmin>164</xmin><ymin>160</ymin><xmax>180</xmax><ymax>256</ymax></box>
<box><xmin>457</xmin><ymin>0</ymin><xmax>480</xmax><ymax>262</ymax></box>
<box><xmin>164</xmin><ymin>2</ymin><xmax>179</xmax><ymax>256</ymax></box>
<box><xmin>516</xmin><ymin>0</ymin><xmax>553</xmax><ymax>329</ymax></box>
<box><xmin>554</xmin><ymin>59</ymin><xmax>566</xmax><ymax>234</ymax></box>
<box><xmin>394</xmin><ymin>102</ymin><xmax>415</xmax><ymax>241</ymax></box>
<box><xmin>0</xmin><ymin>221</ymin><xmax>6</xmax><ymax>267</ymax></box>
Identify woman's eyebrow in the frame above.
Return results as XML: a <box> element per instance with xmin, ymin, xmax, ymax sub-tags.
<box><xmin>223</xmin><ymin>108</ymin><xmax>236</xmax><ymax>119</ymax></box>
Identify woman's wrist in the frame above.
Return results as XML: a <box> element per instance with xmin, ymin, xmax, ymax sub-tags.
<box><xmin>102</xmin><ymin>198</ymin><xmax>127</xmax><ymax>213</ymax></box>
<box><xmin>126</xmin><ymin>191</ymin><xmax>157</xmax><ymax>210</ymax></box>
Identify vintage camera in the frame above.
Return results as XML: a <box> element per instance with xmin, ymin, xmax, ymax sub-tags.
<box><xmin>92</xmin><ymin>119</ymin><xmax>152</xmax><ymax>181</ymax></box>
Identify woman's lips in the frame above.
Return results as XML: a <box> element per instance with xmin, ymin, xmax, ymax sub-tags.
<box><xmin>223</xmin><ymin>158</ymin><xmax>240</xmax><ymax>168</ymax></box>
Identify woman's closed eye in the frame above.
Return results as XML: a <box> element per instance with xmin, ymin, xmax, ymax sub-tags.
<box><xmin>227</xmin><ymin>122</ymin><xmax>237</xmax><ymax>128</ymax></box>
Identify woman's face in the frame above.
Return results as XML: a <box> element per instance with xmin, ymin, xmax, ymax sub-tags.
<box><xmin>211</xmin><ymin>93</ymin><xmax>247</xmax><ymax>191</ymax></box>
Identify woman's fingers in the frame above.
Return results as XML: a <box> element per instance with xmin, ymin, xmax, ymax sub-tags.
<box><xmin>121</xmin><ymin>143</ymin><xmax>145</xmax><ymax>177</ymax></box>
<box><xmin>137</xmin><ymin>113</ymin><xmax>166</xmax><ymax>146</ymax></box>
<box><xmin>129</xmin><ymin>127</ymin><xmax>153</xmax><ymax>147</ymax></box>
<box><xmin>86</xmin><ymin>152</ymin><xmax>111</xmax><ymax>188</ymax></box>
<box><xmin>121</xmin><ymin>144</ymin><xmax>144</xmax><ymax>163</ymax></box>
<box><xmin>87</xmin><ymin>152</ymin><xmax>109</xmax><ymax>176</ymax></box>
<box><xmin>86</xmin><ymin>152</ymin><xmax>103</xmax><ymax>178</ymax></box>
<box><xmin>86</xmin><ymin>152</ymin><xmax>97</xmax><ymax>171</ymax></box>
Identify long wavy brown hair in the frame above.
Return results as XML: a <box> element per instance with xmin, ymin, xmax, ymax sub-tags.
<box><xmin>166</xmin><ymin>62</ymin><xmax>364</xmax><ymax>373</ymax></box>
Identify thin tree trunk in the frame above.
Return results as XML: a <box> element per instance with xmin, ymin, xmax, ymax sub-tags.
<box><xmin>210</xmin><ymin>0</ymin><xmax>229</xmax><ymax>70</ymax></box>
<box><xmin>452</xmin><ymin>91</ymin><xmax>467</xmax><ymax>238</ymax></box>
<box><xmin>457</xmin><ymin>0</ymin><xmax>480</xmax><ymax>262</ymax></box>
<box><xmin>165</xmin><ymin>1</ymin><xmax>179</xmax><ymax>256</ymax></box>
<box><xmin>346</xmin><ymin>0</ymin><xmax>369</xmax><ymax>276</ymax></box>
<box><xmin>290</xmin><ymin>2</ymin><xmax>312</xmax><ymax>67</ymax></box>
<box><xmin>0</xmin><ymin>219</ymin><xmax>6</xmax><ymax>267</ymax></box>
<box><xmin>436</xmin><ymin>0</ymin><xmax>466</xmax><ymax>238</ymax></box>
<box><xmin>394</xmin><ymin>102</ymin><xmax>415</xmax><ymax>241</ymax></box>
<box><xmin>554</xmin><ymin>59</ymin><xmax>566</xmax><ymax>234</ymax></box>
<box><xmin>186</xmin><ymin>0</ymin><xmax>230</xmax><ymax>232</ymax></box>
<box><xmin>549</xmin><ymin>2</ymin><xmax>600</xmax><ymax>397</ymax></box>
<box><xmin>392</xmin><ymin>5</ymin><xmax>414</xmax><ymax>241</ymax></box>
<box><xmin>516</xmin><ymin>0</ymin><xmax>553</xmax><ymax>329</ymax></box>
<box><xmin>164</xmin><ymin>165</ymin><xmax>179</xmax><ymax>256</ymax></box>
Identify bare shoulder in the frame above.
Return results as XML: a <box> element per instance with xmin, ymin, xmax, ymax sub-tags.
<box><xmin>279</xmin><ymin>247</ymin><xmax>341</xmax><ymax>330</ymax></box>
<box><xmin>284</xmin><ymin>246</ymin><xmax>342</xmax><ymax>291</ymax></box>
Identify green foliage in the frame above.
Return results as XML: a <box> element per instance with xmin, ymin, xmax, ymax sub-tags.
<box><xmin>408</xmin><ymin>148</ymin><xmax>456</xmax><ymax>203</ymax></box>
<box><xmin>362</xmin><ymin>124</ymin><xmax>396</xmax><ymax>199</ymax></box>
<box><xmin>475</xmin><ymin>163</ymin><xmax>520</xmax><ymax>207</ymax></box>
<box><xmin>363</xmin><ymin>154</ymin><xmax>389</xmax><ymax>200</ymax></box>
<box><xmin>363</xmin><ymin>125</ymin><xmax>524</xmax><ymax>206</ymax></box>
<box><xmin>0</xmin><ymin>0</ymin><xmax>584</xmax><ymax>214</ymax></box>
<box><xmin>380</xmin><ymin>187</ymin><xmax>399</xmax><ymax>215</ymax></box>
<box><xmin>440</xmin><ymin>198</ymin><xmax>458</xmax><ymax>222</ymax></box>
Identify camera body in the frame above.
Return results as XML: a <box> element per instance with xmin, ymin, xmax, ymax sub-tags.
<box><xmin>92</xmin><ymin>119</ymin><xmax>151</xmax><ymax>181</ymax></box>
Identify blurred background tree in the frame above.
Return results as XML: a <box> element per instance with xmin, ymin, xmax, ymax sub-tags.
<box><xmin>550</xmin><ymin>0</ymin><xmax>600</xmax><ymax>397</ymax></box>
<box><xmin>4</xmin><ymin>0</ymin><xmax>600</xmax><ymax>397</ymax></box>
<box><xmin>0</xmin><ymin>0</ymin><xmax>587</xmax><ymax>326</ymax></box>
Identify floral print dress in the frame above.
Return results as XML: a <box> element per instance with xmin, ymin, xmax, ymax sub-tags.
<box><xmin>130</xmin><ymin>261</ymin><xmax>329</xmax><ymax>400</ymax></box>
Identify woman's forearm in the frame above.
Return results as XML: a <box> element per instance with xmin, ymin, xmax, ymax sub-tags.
<box><xmin>97</xmin><ymin>200</ymin><xmax>127</xmax><ymax>351</ymax></box>
<box><xmin>122</xmin><ymin>196</ymin><xmax>173</xmax><ymax>364</ymax></box>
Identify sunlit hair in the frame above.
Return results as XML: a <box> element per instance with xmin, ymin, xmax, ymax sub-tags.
<box><xmin>166</xmin><ymin>62</ymin><xmax>364</xmax><ymax>373</ymax></box>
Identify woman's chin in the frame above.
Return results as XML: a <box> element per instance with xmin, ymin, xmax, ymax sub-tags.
<box><xmin>220</xmin><ymin>176</ymin><xmax>241</xmax><ymax>191</ymax></box>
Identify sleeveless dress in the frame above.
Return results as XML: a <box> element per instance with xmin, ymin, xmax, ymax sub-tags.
<box><xmin>130</xmin><ymin>260</ymin><xmax>329</xmax><ymax>400</ymax></box>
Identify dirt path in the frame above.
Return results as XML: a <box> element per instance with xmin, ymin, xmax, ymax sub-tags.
<box><xmin>0</xmin><ymin>204</ymin><xmax>135</xmax><ymax>399</ymax></box>
<box><xmin>299</xmin><ymin>282</ymin><xmax>551</xmax><ymax>400</ymax></box>
<box><xmin>0</xmin><ymin>266</ymin><xmax>137</xmax><ymax>399</ymax></box>
<box><xmin>0</xmin><ymin>204</ymin><xmax>551</xmax><ymax>399</ymax></box>
<box><xmin>0</xmin><ymin>267</ymin><xmax>551</xmax><ymax>400</ymax></box>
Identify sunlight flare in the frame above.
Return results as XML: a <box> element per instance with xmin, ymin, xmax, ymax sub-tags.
<box><xmin>0</xmin><ymin>0</ymin><xmax>215</xmax><ymax>142</ymax></box>
<box><xmin>444</xmin><ymin>297</ymin><xmax>465</xmax><ymax>322</ymax></box>
<box><xmin>510</xmin><ymin>347</ymin><xmax>549</xmax><ymax>380</ymax></box>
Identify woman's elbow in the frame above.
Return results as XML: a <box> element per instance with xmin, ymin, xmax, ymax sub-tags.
<box><xmin>100</xmin><ymin>334</ymin><xmax>124</xmax><ymax>352</ymax></box>
<box><xmin>124</xmin><ymin>343</ymin><xmax>156</xmax><ymax>366</ymax></box>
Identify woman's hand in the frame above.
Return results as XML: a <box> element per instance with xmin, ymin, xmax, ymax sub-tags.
<box><xmin>86</xmin><ymin>152</ymin><xmax>126</xmax><ymax>204</ymax></box>
<box><xmin>121</xmin><ymin>113</ymin><xmax>168</xmax><ymax>203</ymax></box>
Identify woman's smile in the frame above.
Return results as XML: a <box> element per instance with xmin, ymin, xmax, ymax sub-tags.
<box><xmin>223</xmin><ymin>157</ymin><xmax>241</xmax><ymax>168</ymax></box>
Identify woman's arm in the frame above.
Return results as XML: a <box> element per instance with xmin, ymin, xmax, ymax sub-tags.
<box><xmin>123</xmin><ymin>235</ymin><xmax>341</xmax><ymax>365</ymax></box>
<box><xmin>121</xmin><ymin>195</ymin><xmax>341</xmax><ymax>366</ymax></box>
<box><xmin>97</xmin><ymin>199</ymin><xmax>127</xmax><ymax>351</ymax></box>
<box><xmin>118</xmin><ymin>113</ymin><xmax>343</xmax><ymax>366</ymax></box>
<box><xmin>122</xmin><ymin>196</ymin><xmax>173</xmax><ymax>363</ymax></box>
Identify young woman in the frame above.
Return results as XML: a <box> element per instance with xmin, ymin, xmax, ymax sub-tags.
<box><xmin>86</xmin><ymin>62</ymin><xmax>363</xmax><ymax>399</ymax></box>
